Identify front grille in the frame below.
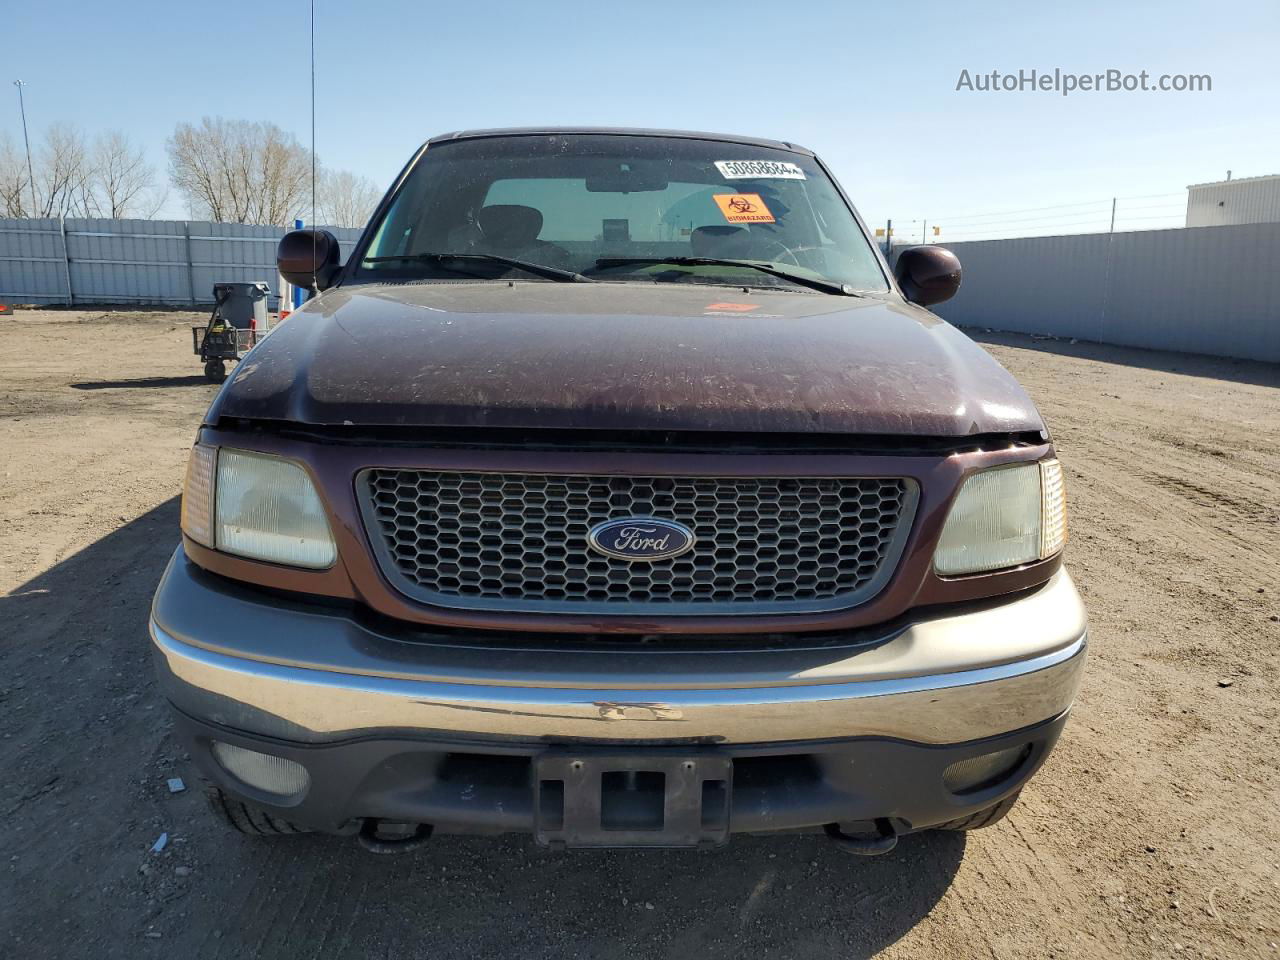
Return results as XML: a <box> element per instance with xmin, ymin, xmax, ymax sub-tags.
<box><xmin>358</xmin><ymin>471</ymin><xmax>916</xmax><ymax>615</ymax></box>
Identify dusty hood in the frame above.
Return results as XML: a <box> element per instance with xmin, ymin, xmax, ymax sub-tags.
<box><xmin>208</xmin><ymin>282</ymin><xmax>1045</xmax><ymax>437</ymax></box>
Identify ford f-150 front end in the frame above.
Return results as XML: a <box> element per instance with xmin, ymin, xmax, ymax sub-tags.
<box><xmin>151</xmin><ymin>128</ymin><xmax>1085</xmax><ymax>855</ymax></box>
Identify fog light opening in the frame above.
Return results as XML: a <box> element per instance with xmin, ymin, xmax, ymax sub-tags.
<box><xmin>211</xmin><ymin>741</ymin><xmax>310</xmax><ymax>800</ymax></box>
<box><xmin>943</xmin><ymin>744</ymin><xmax>1032</xmax><ymax>795</ymax></box>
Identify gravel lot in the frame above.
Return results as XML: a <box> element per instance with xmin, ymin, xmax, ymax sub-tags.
<box><xmin>2</xmin><ymin>309</ymin><xmax>1278</xmax><ymax>959</ymax></box>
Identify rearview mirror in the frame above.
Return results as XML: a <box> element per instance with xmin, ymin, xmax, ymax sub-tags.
<box><xmin>584</xmin><ymin>160</ymin><xmax>669</xmax><ymax>193</ymax></box>
<box><xmin>277</xmin><ymin>229</ymin><xmax>341</xmax><ymax>291</ymax></box>
<box><xmin>893</xmin><ymin>245</ymin><xmax>961</xmax><ymax>307</ymax></box>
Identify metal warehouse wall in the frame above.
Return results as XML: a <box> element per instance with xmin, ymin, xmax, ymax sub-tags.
<box><xmin>1186</xmin><ymin>176</ymin><xmax>1280</xmax><ymax>227</ymax></box>
<box><xmin>933</xmin><ymin>222</ymin><xmax>1280</xmax><ymax>363</ymax></box>
<box><xmin>0</xmin><ymin>218</ymin><xmax>363</xmax><ymax>307</ymax></box>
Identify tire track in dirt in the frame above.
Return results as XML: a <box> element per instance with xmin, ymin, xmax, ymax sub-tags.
<box><xmin>979</xmin><ymin>334</ymin><xmax>1280</xmax><ymax>957</ymax></box>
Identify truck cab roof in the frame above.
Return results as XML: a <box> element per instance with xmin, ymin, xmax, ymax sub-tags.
<box><xmin>426</xmin><ymin>127</ymin><xmax>816</xmax><ymax>156</ymax></box>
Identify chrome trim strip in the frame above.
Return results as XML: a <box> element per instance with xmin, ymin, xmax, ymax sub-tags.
<box><xmin>151</xmin><ymin>625</ymin><xmax>1086</xmax><ymax>746</ymax></box>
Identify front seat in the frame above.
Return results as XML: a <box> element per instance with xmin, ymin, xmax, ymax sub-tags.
<box><xmin>690</xmin><ymin>225</ymin><xmax>751</xmax><ymax>259</ymax></box>
<box><xmin>475</xmin><ymin>205</ymin><xmax>572</xmax><ymax>268</ymax></box>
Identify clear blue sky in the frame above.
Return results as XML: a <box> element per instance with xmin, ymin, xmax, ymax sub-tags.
<box><xmin>7</xmin><ymin>0</ymin><xmax>1278</xmax><ymax>239</ymax></box>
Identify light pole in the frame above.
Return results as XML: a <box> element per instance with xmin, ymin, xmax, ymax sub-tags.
<box><xmin>13</xmin><ymin>80</ymin><xmax>37</xmax><ymax>217</ymax></box>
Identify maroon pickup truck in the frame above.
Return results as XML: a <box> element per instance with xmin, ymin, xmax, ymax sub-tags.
<box><xmin>151</xmin><ymin>128</ymin><xmax>1084</xmax><ymax>856</ymax></box>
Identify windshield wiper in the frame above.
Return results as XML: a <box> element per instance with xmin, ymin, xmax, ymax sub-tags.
<box><xmin>591</xmin><ymin>257</ymin><xmax>860</xmax><ymax>296</ymax></box>
<box><xmin>362</xmin><ymin>252</ymin><xmax>592</xmax><ymax>283</ymax></box>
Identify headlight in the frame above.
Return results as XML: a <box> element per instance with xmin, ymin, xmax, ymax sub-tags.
<box><xmin>180</xmin><ymin>444</ymin><xmax>336</xmax><ymax>569</ymax></box>
<box><xmin>933</xmin><ymin>459</ymin><xmax>1066</xmax><ymax>576</ymax></box>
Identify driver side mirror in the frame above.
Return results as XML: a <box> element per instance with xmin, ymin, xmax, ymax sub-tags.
<box><xmin>894</xmin><ymin>245</ymin><xmax>961</xmax><ymax>307</ymax></box>
<box><xmin>277</xmin><ymin>229</ymin><xmax>341</xmax><ymax>291</ymax></box>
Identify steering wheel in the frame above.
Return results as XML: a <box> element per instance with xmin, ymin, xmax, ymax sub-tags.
<box><xmin>512</xmin><ymin>241</ymin><xmax>574</xmax><ymax>270</ymax></box>
<box><xmin>751</xmin><ymin>239</ymin><xmax>822</xmax><ymax>268</ymax></box>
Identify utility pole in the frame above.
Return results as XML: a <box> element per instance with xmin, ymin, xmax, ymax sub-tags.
<box><xmin>1109</xmin><ymin>197</ymin><xmax>1116</xmax><ymax>233</ymax></box>
<box><xmin>13</xmin><ymin>80</ymin><xmax>37</xmax><ymax>217</ymax></box>
<box><xmin>922</xmin><ymin>220</ymin><xmax>927</xmax><ymax>244</ymax></box>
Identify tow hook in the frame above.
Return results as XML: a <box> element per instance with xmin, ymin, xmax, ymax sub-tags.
<box><xmin>357</xmin><ymin>820</ymin><xmax>433</xmax><ymax>854</ymax></box>
<box><xmin>824</xmin><ymin>819</ymin><xmax>900</xmax><ymax>856</ymax></box>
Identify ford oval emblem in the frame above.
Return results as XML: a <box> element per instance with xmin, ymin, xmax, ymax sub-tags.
<box><xmin>587</xmin><ymin>517</ymin><xmax>696</xmax><ymax>562</ymax></box>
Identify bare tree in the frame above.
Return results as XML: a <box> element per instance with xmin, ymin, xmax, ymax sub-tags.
<box><xmin>36</xmin><ymin>124</ymin><xmax>93</xmax><ymax>218</ymax></box>
<box><xmin>91</xmin><ymin>130</ymin><xmax>159</xmax><ymax>218</ymax></box>
<box><xmin>0</xmin><ymin>133</ymin><xmax>30</xmax><ymax>217</ymax></box>
<box><xmin>167</xmin><ymin>117</ymin><xmax>313</xmax><ymax>224</ymax></box>
<box><xmin>318</xmin><ymin>169</ymin><xmax>381</xmax><ymax>228</ymax></box>
<box><xmin>1</xmin><ymin>128</ymin><xmax>169</xmax><ymax>220</ymax></box>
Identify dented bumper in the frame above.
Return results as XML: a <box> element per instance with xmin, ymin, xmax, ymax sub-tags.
<box><xmin>151</xmin><ymin>551</ymin><xmax>1086</xmax><ymax>747</ymax></box>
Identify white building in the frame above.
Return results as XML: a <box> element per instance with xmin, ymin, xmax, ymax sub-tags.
<box><xmin>1186</xmin><ymin>174</ymin><xmax>1280</xmax><ymax>227</ymax></box>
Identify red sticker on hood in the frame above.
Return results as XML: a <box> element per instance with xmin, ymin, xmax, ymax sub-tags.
<box><xmin>704</xmin><ymin>302</ymin><xmax>760</xmax><ymax>312</ymax></box>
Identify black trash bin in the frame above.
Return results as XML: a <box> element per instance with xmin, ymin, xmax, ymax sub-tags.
<box><xmin>213</xmin><ymin>282</ymin><xmax>269</xmax><ymax>331</ymax></box>
<box><xmin>192</xmin><ymin>282</ymin><xmax>272</xmax><ymax>383</ymax></box>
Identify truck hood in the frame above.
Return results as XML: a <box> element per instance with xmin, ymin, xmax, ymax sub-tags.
<box><xmin>208</xmin><ymin>282</ymin><xmax>1045</xmax><ymax>437</ymax></box>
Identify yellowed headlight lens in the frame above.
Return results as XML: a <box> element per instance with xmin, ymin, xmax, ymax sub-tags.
<box><xmin>934</xmin><ymin>457</ymin><xmax>1069</xmax><ymax>576</ymax></box>
<box><xmin>214</xmin><ymin>448</ymin><xmax>336</xmax><ymax>568</ymax></box>
<box><xmin>934</xmin><ymin>462</ymin><xmax>1043</xmax><ymax>576</ymax></box>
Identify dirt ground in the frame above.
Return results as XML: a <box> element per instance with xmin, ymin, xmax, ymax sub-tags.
<box><xmin>1</xmin><ymin>308</ymin><xmax>1278</xmax><ymax>960</ymax></box>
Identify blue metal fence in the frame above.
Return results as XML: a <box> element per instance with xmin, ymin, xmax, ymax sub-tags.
<box><xmin>932</xmin><ymin>222</ymin><xmax>1280</xmax><ymax>362</ymax></box>
<box><xmin>0</xmin><ymin>217</ymin><xmax>363</xmax><ymax>308</ymax></box>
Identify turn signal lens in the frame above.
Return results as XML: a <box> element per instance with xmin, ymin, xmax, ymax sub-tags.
<box><xmin>214</xmin><ymin>449</ymin><xmax>336</xmax><ymax>568</ymax></box>
<box><xmin>180</xmin><ymin>443</ymin><xmax>217</xmax><ymax>548</ymax></box>
<box><xmin>934</xmin><ymin>459</ymin><xmax>1067</xmax><ymax>576</ymax></box>
<box><xmin>1040</xmin><ymin>459</ymin><xmax>1068</xmax><ymax>558</ymax></box>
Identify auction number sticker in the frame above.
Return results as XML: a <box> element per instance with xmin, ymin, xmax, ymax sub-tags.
<box><xmin>714</xmin><ymin>159</ymin><xmax>806</xmax><ymax>180</ymax></box>
<box><xmin>713</xmin><ymin>193</ymin><xmax>776</xmax><ymax>224</ymax></box>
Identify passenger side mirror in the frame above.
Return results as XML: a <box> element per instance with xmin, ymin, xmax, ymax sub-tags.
<box><xmin>277</xmin><ymin>229</ymin><xmax>341</xmax><ymax>291</ymax></box>
<box><xmin>894</xmin><ymin>245</ymin><xmax>961</xmax><ymax>307</ymax></box>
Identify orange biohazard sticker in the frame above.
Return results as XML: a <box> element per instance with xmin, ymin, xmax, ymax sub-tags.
<box><xmin>712</xmin><ymin>193</ymin><xmax>775</xmax><ymax>224</ymax></box>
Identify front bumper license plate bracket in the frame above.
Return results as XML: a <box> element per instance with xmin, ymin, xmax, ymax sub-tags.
<box><xmin>533</xmin><ymin>753</ymin><xmax>732</xmax><ymax>849</ymax></box>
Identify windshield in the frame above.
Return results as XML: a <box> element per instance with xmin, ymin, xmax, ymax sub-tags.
<box><xmin>354</xmin><ymin>134</ymin><xmax>889</xmax><ymax>293</ymax></box>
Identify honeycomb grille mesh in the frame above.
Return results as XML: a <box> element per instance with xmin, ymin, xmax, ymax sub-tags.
<box><xmin>360</xmin><ymin>471</ymin><xmax>912</xmax><ymax>613</ymax></box>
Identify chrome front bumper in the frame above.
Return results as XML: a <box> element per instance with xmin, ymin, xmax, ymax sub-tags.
<box><xmin>151</xmin><ymin>551</ymin><xmax>1087</xmax><ymax>747</ymax></box>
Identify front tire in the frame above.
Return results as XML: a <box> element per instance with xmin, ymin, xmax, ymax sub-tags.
<box><xmin>205</xmin><ymin>786</ymin><xmax>311</xmax><ymax>837</ymax></box>
<box><xmin>932</xmin><ymin>790</ymin><xmax>1021</xmax><ymax>832</ymax></box>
